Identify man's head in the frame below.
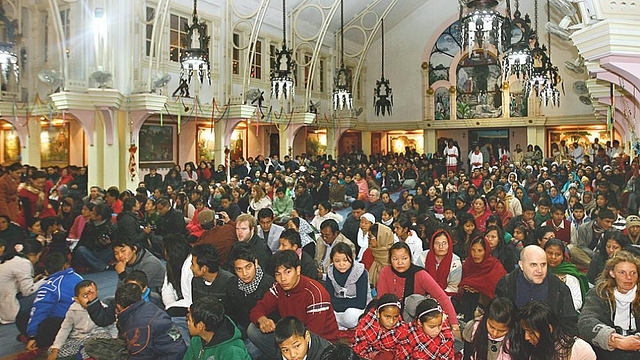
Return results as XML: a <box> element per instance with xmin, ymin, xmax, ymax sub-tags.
<box><xmin>627</xmin><ymin>215</ymin><xmax>640</xmax><ymax>238</ymax></box>
<box><xmin>550</xmin><ymin>205</ymin><xmax>565</xmax><ymax>223</ymax></box>
<box><xmin>219</xmin><ymin>194</ymin><xmax>232</xmax><ymax>209</ymax></box>
<box><xmin>572</xmin><ymin>202</ymin><xmax>585</xmax><ymax>220</ymax></box>
<box><xmin>112</xmin><ymin>239</ymin><xmax>139</xmax><ymax>265</ymax></box>
<box><xmin>275</xmin><ymin>317</ymin><xmax>311</xmax><ymax>360</ymax></box>
<box><xmin>124</xmin><ymin>270</ymin><xmax>149</xmax><ymax>292</ymax></box>
<box><xmin>319</xmin><ymin>219</ymin><xmax>340</xmax><ymax>245</ymax></box>
<box><xmin>522</xmin><ymin>203</ymin><xmax>536</xmax><ymax>222</ymax></box>
<box><xmin>368</xmin><ymin>189</ymin><xmax>381</xmax><ymax>203</ymax></box>
<box><xmin>91</xmin><ymin>203</ymin><xmax>112</xmax><ymax>222</ymax></box>
<box><xmin>188</xmin><ymin>296</ymin><xmax>225</xmax><ymax>337</ymax></box>
<box><xmin>105</xmin><ymin>187</ymin><xmax>120</xmax><ymax>204</ymax></box>
<box><xmin>257</xmin><ymin>208</ymin><xmax>275</xmax><ymax>232</ymax></box>
<box><xmin>156</xmin><ymin>198</ymin><xmax>171</xmax><ymax>216</ymax></box>
<box><xmin>235</xmin><ymin>214</ymin><xmax>256</xmax><ymax>242</ymax></box>
<box><xmin>537</xmin><ymin>198</ymin><xmax>551</xmax><ymax>216</ymax></box>
<box><xmin>229</xmin><ymin>242</ymin><xmax>259</xmax><ymax>285</ymax></box>
<box><xmin>197</xmin><ymin>209</ymin><xmax>217</xmax><ymax>230</ymax></box>
<box><xmin>279</xmin><ymin>229</ymin><xmax>302</xmax><ymax>252</ymax></box>
<box><xmin>272</xmin><ymin>250</ymin><xmax>301</xmax><ymax>291</ymax></box>
<box><xmin>191</xmin><ymin>244</ymin><xmax>220</xmax><ymax>278</ymax></box>
<box><xmin>115</xmin><ymin>283</ymin><xmax>142</xmax><ymax>311</ymax></box>
<box><xmin>518</xmin><ymin>245</ymin><xmax>548</xmax><ymax>284</ymax></box>
<box><xmin>351</xmin><ymin>200</ymin><xmax>366</xmax><ymax>220</ymax></box>
<box><xmin>597</xmin><ymin>208</ymin><xmax>616</xmax><ymax>231</ymax></box>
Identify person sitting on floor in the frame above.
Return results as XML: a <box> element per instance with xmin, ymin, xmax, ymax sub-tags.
<box><xmin>278</xmin><ymin>228</ymin><xmax>318</xmax><ymax>280</ymax></box>
<box><xmin>184</xmin><ymin>296</ymin><xmax>251</xmax><ymax>360</ymax></box>
<box><xmin>47</xmin><ymin>280</ymin><xmax>117</xmax><ymax>360</ymax></box>
<box><xmin>275</xmin><ymin>316</ymin><xmax>331</xmax><ymax>360</ymax></box>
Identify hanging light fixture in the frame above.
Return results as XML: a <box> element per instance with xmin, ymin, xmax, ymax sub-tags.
<box><xmin>0</xmin><ymin>2</ymin><xmax>19</xmax><ymax>88</ymax></box>
<box><xmin>374</xmin><ymin>19</ymin><xmax>392</xmax><ymax>116</ymax></box>
<box><xmin>459</xmin><ymin>0</ymin><xmax>509</xmax><ymax>57</ymax></box>
<box><xmin>270</xmin><ymin>0</ymin><xmax>296</xmax><ymax>100</ymax></box>
<box><xmin>524</xmin><ymin>0</ymin><xmax>561</xmax><ymax>106</ymax></box>
<box><xmin>333</xmin><ymin>0</ymin><xmax>353</xmax><ymax>111</ymax></box>
<box><xmin>180</xmin><ymin>0</ymin><xmax>211</xmax><ymax>84</ymax></box>
<box><xmin>502</xmin><ymin>0</ymin><xmax>533</xmax><ymax>81</ymax></box>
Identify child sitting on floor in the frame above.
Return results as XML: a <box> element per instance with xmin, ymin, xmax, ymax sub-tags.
<box><xmin>47</xmin><ymin>280</ymin><xmax>117</xmax><ymax>360</ymax></box>
<box><xmin>406</xmin><ymin>298</ymin><xmax>455</xmax><ymax>359</ymax></box>
<box><xmin>352</xmin><ymin>293</ymin><xmax>411</xmax><ymax>360</ymax></box>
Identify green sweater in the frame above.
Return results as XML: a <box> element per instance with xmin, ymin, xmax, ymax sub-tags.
<box><xmin>272</xmin><ymin>195</ymin><xmax>294</xmax><ymax>217</ymax></box>
<box><xmin>183</xmin><ymin>317</ymin><xmax>251</xmax><ymax>360</ymax></box>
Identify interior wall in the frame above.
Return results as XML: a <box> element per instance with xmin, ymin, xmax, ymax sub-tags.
<box><xmin>69</xmin><ymin>120</ymin><xmax>85</xmax><ymax>166</ymax></box>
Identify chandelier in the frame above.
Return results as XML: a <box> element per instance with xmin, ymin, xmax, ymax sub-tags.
<box><xmin>459</xmin><ymin>0</ymin><xmax>509</xmax><ymax>57</ymax></box>
<box><xmin>502</xmin><ymin>1</ymin><xmax>533</xmax><ymax>81</ymax></box>
<box><xmin>270</xmin><ymin>0</ymin><xmax>296</xmax><ymax>100</ymax></box>
<box><xmin>180</xmin><ymin>0</ymin><xmax>211</xmax><ymax>84</ymax></box>
<box><xmin>524</xmin><ymin>0</ymin><xmax>561</xmax><ymax>106</ymax></box>
<box><xmin>0</xmin><ymin>2</ymin><xmax>19</xmax><ymax>87</ymax></box>
<box><xmin>374</xmin><ymin>18</ymin><xmax>392</xmax><ymax>116</ymax></box>
<box><xmin>333</xmin><ymin>0</ymin><xmax>353</xmax><ymax>111</ymax></box>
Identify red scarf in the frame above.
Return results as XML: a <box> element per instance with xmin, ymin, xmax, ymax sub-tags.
<box><xmin>458</xmin><ymin>238</ymin><xmax>506</xmax><ymax>299</ymax></box>
<box><xmin>425</xmin><ymin>230</ymin><xmax>454</xmax><ymax>292</ymax></box>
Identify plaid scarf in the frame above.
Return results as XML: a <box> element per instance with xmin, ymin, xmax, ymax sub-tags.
<box><xmin>238</xmin><ymin>265</ymin><xmax>264</xmax><ymax>295</ymax></box>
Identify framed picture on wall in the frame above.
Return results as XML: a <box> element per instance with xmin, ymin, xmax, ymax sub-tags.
<box><xmin>197</xmin><ymin>126</ymin><xmax>215</xmax><ymax>162</ymax></box>
<box><xmin>3</xmin><ymin>130</ymin><xmax>21</xmax><ymax>164</ymax></box>
<box><xmin>41</xmin><ymin>126</ymin><xmax>70</xmax><ymax>168</ymax></box>
<box><xmin>139</xmin><ymin>123</ymin><xmax>178</xmax><ymax>166</ymax></box>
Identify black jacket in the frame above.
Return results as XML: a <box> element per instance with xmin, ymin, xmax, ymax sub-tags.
<box><xmin>294</xmin><ymin>191</ymin><xmax>315</xmax><ymax>218</ymax></box>
<box><xmin>248</xmin><ymin>234</ymin><xmax>273</xmax><ymax>274</ymax></box>
<box><xmin>156</xmin><ymin>208</ymin><xmax>186</xmax><ymax>237</ymax></box>
<box><xmin>143</xmin><ymin>173</ymin><xmax>163</xmax><ymax>193</ymax></box>
<box><xmin>225</xmin><ymin>271</ymin><xmax>276</xmax><ymax>329</ymax></box>
<box><xmin>115</xmin><ymin>211</ymin><xmax>147</xmax><ymax>245</ymax></box>
<box><xmin>495</xmin><ymin>270</ymin><xmax>578</xmax><ymax>334</ymax></box>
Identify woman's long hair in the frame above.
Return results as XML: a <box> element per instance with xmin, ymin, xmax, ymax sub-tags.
<box><xmin>162</xmin><ymin>234</ymin><xmax>192</xmax><ymax>299</ymax></box>
<box><xmin>595</xmin><ymin>250</ymin><xmax>640</xmax><ymax>313</ymax></box>
<box><xmin>517</xmin><ymin>300</ymin><xmax>574</xmax><ymax>360</ymax></box>
<box><xmin>470</xmin><ymin>297</ymin><xmax>516</xmax><ymax>360</ymax></box>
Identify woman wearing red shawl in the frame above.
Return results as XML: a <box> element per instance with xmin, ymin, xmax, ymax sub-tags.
<box><xmin>456</xmin><ymin>236</ymin><xmax>506</xmax><ymax>321</ymax></box>
<box><xmin>494</xmin><ymin>199</ymin><xmax>513</xmax><ymax>228</ymax></box>
<box><xmin>420</xmin><ymin>229</ymin><xmax>462</xmax><ymax>297</ymax></box>
<box><xmin>468</xmin><ymin>196</ymin><xmax>492</xmax><ymax>233</ymax></box>
<box><xmin>18</xmin><ymin>171</ymin><xmax>56</xmax><ymax>229</ymax></box>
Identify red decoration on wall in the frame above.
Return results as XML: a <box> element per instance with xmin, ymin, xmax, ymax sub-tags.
<box><xmin>129</xmin><ymin>144</ymin><xmax>138</xmax><ymax>182</ymax></box>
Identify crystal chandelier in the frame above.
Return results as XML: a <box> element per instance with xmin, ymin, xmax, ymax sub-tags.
<box><xmin>459</xmin><ymin>0</ymin><xmax>508</xmax><ymax>57</ymax></box>
<box><xmin>270</xmin><ymin>0</ymin><xmax>296</xmax><ymax>100</ymax></box>
<box><xmin>524</xmin><ymin>0</ymin><xmax>561</xmax><ymax>106</ymax></box>
<box><xmin>333</xmin><ymin>0</ymin><xmax>353</xmax><ymax>111</ymax></box>
<box><xmin>374</xmin><ymin>19</ymin><xmax>392</xmax><ymax>116</ymax></box>
<box><xmin>180</xmin><ymin>0</ymin><xmax>211</xmax><ymax>84</ymax></box>
<box><xmin>502</xmin><ymin>1</ymin><xmax>533</xmax><ymax>81</ymax></box>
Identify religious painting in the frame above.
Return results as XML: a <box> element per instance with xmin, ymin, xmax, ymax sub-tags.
<box><xmin>456</xmin><ymin>55</ymin><xmax>502</xmax><ymax>119</ymax></box>
<box><xmin>389</xmin><ymin>133</ymin><xmax>424</xmax><ymax>155</ymax></box>
<box><xmin>197</xmin><ymin>127</ymin><xmax>215</xmax><ymax>162</ymax></box>
<box><xmin>434</xmin><ymin>87</ymin><xmax>451</xmax><ymax>120</ymax></box>
<box><xmin>40</xmin><ymin>126</ymin><xmax>69</xmax><ymax>167</ymax></box>
<box><xmin>139</xmin><ymin>123</ymin><xmax>177</xmax><ymax>165</ymax></box>
<box><xmin>3</xmin><ymin>130</ymin><xmax>20</xmax><ymax>164</ymax></box>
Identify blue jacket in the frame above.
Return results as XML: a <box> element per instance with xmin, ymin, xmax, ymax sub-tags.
<box><xmin>26</xmin><ymin>267</ymin><xmax>83</xmax><ymax>336</ymax></box>
<box><xmin>118</xmin><ymin>300</ymin><xmax>186</xmax><ymax>359</ymax></box>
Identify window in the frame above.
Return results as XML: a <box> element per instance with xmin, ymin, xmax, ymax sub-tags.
<box><xmin>304</xmin><ymin>53</ymin><xmax>313</xmax><ymax>90</ymax></box>
<box><xmin>232</xmin><ymin>33</ymin><xmax>240</xmax><ymax>75</ymax></box>
<box><xmin>169</xmin><ymin>14</ymin><xmax>188</xmax><ymax>62</ymax></box>
<box><xmin>319</xmin><ymin>59</ymin><xmax>325</xmax><ymax>92</ymax></box>
<box><xmin>270</xmin><ymin>44</ymin><xmax>277</xmax><ymax>74</ymax></box>
<box><xmin>145</xmin><ymin>7</ymin><xmax>155</xmax><ymax>57</ymax></box>
<box><xmin>60</xmin><ymin>8</ymin><xmax>70</xmax><ymax>54</ymax></box>
<box><xmin>251</xmin><ymin>40</ymin><xmax>262</xmax><ymax>79</ymax></box>
<box><xmin>43</xmin><ymin>12</ymin><xmax>49</xmax><ymax>62</ymax></box>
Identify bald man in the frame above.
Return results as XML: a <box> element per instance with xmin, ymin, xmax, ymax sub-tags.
<box><xmin>495</xmin><ymin>245</ymin><xmax>578</xmax><ymax>333</ymax></box>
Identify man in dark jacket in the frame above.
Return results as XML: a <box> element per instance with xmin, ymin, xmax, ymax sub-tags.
<box><xmin>341</xmin><ymin>201</ymin><xmax>366</xmax><ymax>255</ymax></box>
<box><xmin>115</xmin><ymin>198</ymin><xmax>147</xmax><ymax>245</ymax></box>
<box><xmin>115</xmin><ymin>283</ymin><xmax>186</xmax><ymax>359</ymax></box>
<box><xmin>155</xmin><ymin>197</ymin><xmax>186</xmax><ymax>237</ymax></box>
<box><xmin>366</xmin><ymin>188</ymin><xmax>385</xmax><ymax>222</ymax></box>
<box><xmin>72</xmin><ymin>203</ymin><xmax>115</xmax><ymax>272</ymax></box>
<box><xmin>235</xmin><ymin>214</ymin><xmax>272</xmax><ymax>273</ymax></box>
<box><xmin>143</xmin><ymin>167</ymin><xmax>163</xmax><ymax>193</ymax></box>
<box><xmin>495</xmin><ymin>245</ymin><xmax>578</xmax><ymax>333</ymax></box>
<box><xmin>293</xmin><ymin>183</ymin><xmax>314</xmax><ymax>219</ymax></box>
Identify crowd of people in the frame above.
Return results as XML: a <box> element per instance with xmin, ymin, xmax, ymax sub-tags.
<box><xmin>0</xmin><ymin>137</ymin><xmax>639</xmax><ymax>360</ymax></box>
